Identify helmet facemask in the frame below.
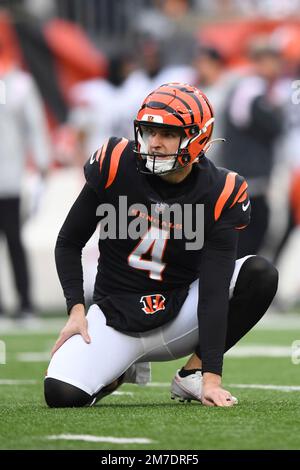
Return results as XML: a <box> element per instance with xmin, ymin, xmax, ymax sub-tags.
<box><xmin>134</xmin><ymin>119</ymin><xmax>214</xmax><ymax>175</ymax></box>
<box><xmin>134</xmin><ymin>122</ymin><xmax>186</xmax><ymax>175</ymax></box>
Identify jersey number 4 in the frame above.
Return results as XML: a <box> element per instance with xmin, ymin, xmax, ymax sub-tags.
<box><xmin>128</xmin><ymin>227</ymin><xmax>168</xmax><ymax>281</ymax></box>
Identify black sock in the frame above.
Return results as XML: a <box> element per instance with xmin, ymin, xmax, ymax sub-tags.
<box><xmin>178</xmin><ymin>367</ymin><xmax>202</xmax><ymax>378</ymax></box>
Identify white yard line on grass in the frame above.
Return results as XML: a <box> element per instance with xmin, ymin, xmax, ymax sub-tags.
<box><xmin>0</xmin><ymin>379</ymin><xmax>133</xmax><ymax>394</ymax></box>
<box><xmin>0</xmin><ymin>318</ymin><xmax>65</xmax><ymax>334</ymax></box>
<box><xmin>16</xmin><ymin>345</ymin><xmax>294</xmax><ymax>363</ymax></box>
<box><xmin>2</xmin><ymin>379</ymin><xmax>299</xmax><ymax>393</ymax></box>
<box><xmin>1</xmin><ymin>313</ymin><xmax>300</xmax><ymax>334</ymax></box>
<box><xmin>147</xmin><ymin>382</ymin><xmax>300</xmax><ymax>392</ymax></box>
<box><xmin>0</xmin><ymin>379</ymin><xmax>37</xmax><ymax>385</ymax></box>
<box><xmin>226</xmin><ymin>345</ymin><xmax>292</xmax><ymax>357</ymax></box>
<box><xmin>17</xmin><ymin>352</ymin><xmax>50</xmax><ymax>362</ymax></box>
<box><xmin>46</xmin><ymin>434</ymin><xmax>153</xmax><ymax>444</ymax></box>
<box><xmin>1</xmin><ymin>379</ymin><xmax>299</xmax><ymax>394</ymax></box>
<box><xmin>256</xmin><ymin>313</ymin><xmax>300</xmax><ymax>330</ymax></box>
<box><xmin>229</xmin><ymin>384</ymin><xmax>300</xmax><ymax>392</ymax></box>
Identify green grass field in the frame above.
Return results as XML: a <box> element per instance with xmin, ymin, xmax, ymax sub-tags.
<box><xmin>1</xmin><ymin>315</ymin><xmax>300</xmax><ymax>450</ymax></box>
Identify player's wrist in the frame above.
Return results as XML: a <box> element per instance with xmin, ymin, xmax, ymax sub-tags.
<box><xmin>203</xmin><ymin>372</ymin><xmax>222</xmax><ymax>386</ymax></box>
<box><xmin>69</xmin><ymin>303</ymin><xmax>86</xmax><ymax>317</ymax></box>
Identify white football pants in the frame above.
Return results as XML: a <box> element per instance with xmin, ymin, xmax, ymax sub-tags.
<box><xmin>46</xmin><ymin>256</ymin><xmax>253</xmax><ymax>396</ymax></box>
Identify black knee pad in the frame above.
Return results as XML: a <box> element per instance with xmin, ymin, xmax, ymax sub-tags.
<box><xmin>44</xmin><ymin>377</ymin><xmax>92</xmax><ymax>408</ymax></box>
<box><xmin>235</xmin><ymin>255</ymin><xmax>279</xmax><ymax>298</ymax></box>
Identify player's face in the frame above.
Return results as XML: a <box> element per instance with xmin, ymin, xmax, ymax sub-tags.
<box><xmin>140</xmin><ymin>125</ymin><xmax>193</xmax><ymax>183</ymax></box>
<box><xmin>143</xmin><ymin>126</ymin><xmax>182</xmax><ymax>158</ymax></box>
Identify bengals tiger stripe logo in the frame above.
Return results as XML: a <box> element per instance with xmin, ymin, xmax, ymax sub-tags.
<box><xmin>140</xmin><ymin>294</ymin><xmax>166</xmax><ymax>315</ymax></box>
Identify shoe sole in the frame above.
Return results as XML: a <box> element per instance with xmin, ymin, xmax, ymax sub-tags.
<box><xmin>170</xmin><ymin>392</ymin><xmax>192</xmax><ymax>403</ymax></box>
<box><xmin>170</xmin><ymin>379</ymin><xmax>201</xmax><ymax>403</ymax></box>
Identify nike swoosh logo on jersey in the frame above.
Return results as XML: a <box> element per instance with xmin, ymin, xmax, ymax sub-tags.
<box><xmin>242</xmin><ymin>200</ymin><xmax>250</xmax><ymax>211</ymax></box>
<box><xmin>90</xmin><ymin>153</ymin><xmax>96</xmax><ymax>164</ymax></box>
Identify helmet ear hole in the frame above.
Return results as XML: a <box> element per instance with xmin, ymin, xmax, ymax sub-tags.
<box><xmin>189</xmin><ymin>126</ymin><xmax>199</xmax><ymax>137</ymax></box>
<box><xmin>181</xmin><ymin>154</ymin><xmax>190</xmax><ymax>164</ymax></box>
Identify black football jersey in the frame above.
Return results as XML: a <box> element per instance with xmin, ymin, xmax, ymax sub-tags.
<box><xmin>85</xmin><ymin>137</ymin><xmax>250</xmax><ymax>292</ymax></box>
<box><xmin>82</xmin><ymin>137</ymin><xmax>250</xmax><ymax>333</ymax></box>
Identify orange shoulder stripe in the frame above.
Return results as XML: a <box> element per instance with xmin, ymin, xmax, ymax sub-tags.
<box><xmin>99</xmin><ymin>139</ymin><xmax>109</xmax><ymax>173</ymax></box>
<box><xmin>105</xmin><ymin>138</ymin><xmax>129</xmax><ymax>189</ymax></box>
<box><xmin>237</xmin><ymin>191</ymin><xmax>248</xmax><ymax>203</ymax></box>
<box><xmin>214</xmin><ymin>172</ymin><xmax>237</xmax><ymax>221</ymax></box>
<box><xmin>229</xmin><ymin>181</ymin><xmax>248</xmax><ymax>208</ymax></box>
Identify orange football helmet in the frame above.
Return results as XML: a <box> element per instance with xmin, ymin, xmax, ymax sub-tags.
<box><xmin>134</xmin><ymin>82</ymin><xmax>214</xmax><ymax>174</ymax></box>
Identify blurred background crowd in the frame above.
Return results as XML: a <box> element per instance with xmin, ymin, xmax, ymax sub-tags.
<box><xmin>1</xmin><ymin>0</ymin><xmax>300</xmax><ymax>319</ymax></box>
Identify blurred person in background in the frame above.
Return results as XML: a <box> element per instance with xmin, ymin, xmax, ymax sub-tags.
<box><xmin>220</xmin><ymin>42</ymin><xmax>284</xmax><ymax>258</ymax></box>
<box><xmin>193</xmin><ymin>45</ymin><xmax>240</xmax><ymax>165</ymax></box>
<box><xmin>195</xmin><ymin>0</ymin><xmax>300</xmax><ymax>19</ymax></box>
<box><xmin>271</xmin><ymin>83</ymin><xmax>300</xmax><ymax>268</ymax></box>
<box><xmin>119</xmin><ymin>36</ymin><xmax>196</xmax><ymax>139</ymax></box>
<box><xmin>69</xmin><ymin>40</ymin><xmax>195</xmax><ymax>160</ymax></box>
<box><xmin>269</xmin><ymin>28</ymin><xmax>300</xmax><ymax>268</ymax></box>
<box><xmin>263</xmin><ymin>30</ymin><xmax>300</xmax><ymax>310</ymax></box>
<box><xmin>0</xmin><ymin>41</ymin><xmax>51</xmax><ymax>319</ymax></box>
<box><xmin>134</xmin><ymin>0</ymin><xmax>197</xmax><ymax>67</ymax></box>
<box><xmin>68</xmin><ymin>50</ymin><xmax>140</xmax><ymax>162</ymax></box>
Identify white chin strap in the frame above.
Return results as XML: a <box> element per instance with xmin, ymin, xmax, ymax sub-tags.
<box><xmin>145</xmin><ymin>155</ymin><xmax>177</xmax><ymax>174</ymax></box>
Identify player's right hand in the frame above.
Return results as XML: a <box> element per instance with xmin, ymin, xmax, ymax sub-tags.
<box><xmin>201</xmin><ymin>384</ymin><xmax>236</xmax><ymax>407</ymax></box>
<box><xmin>202</xmin><ymin>372</ymin><xmax>236</xmax><ymax>407</ymax></box>
<box><xmin>51</xmin><ymin>304</ymin><xmax>91</xmax><ymax>356</ymax></box>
